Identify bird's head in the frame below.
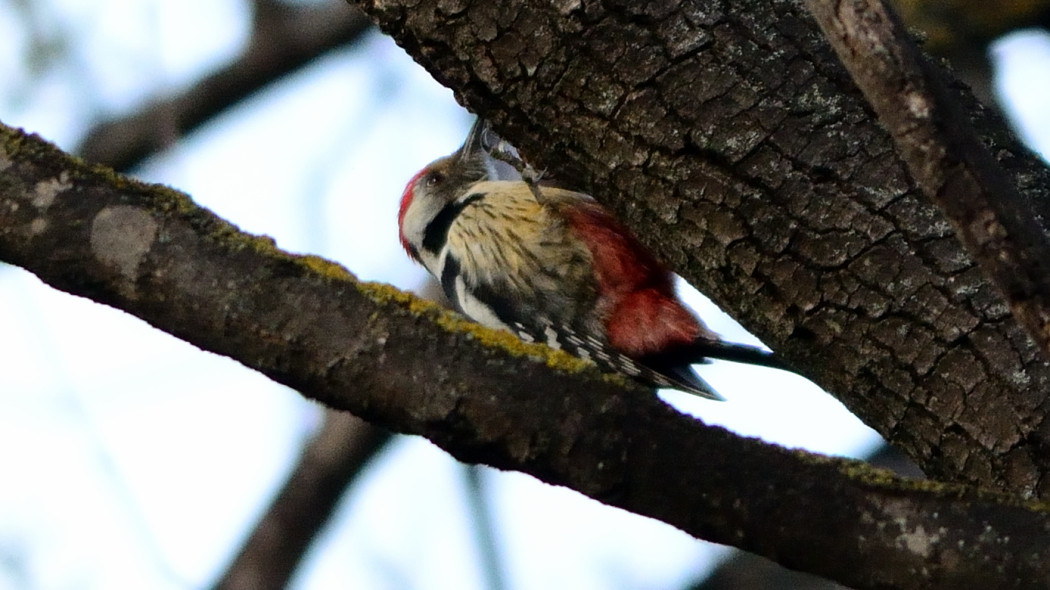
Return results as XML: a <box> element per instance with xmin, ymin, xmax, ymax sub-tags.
<box><xmin>398</xmin><ymin>117</ymin><xmax>495</xmax><ymax>261</ymax></box>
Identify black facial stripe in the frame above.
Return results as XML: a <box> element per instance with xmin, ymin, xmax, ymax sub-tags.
<box><xmin>440</xmin><ymin>252</ymin><xmax>461</xmax><ymax>309</ymax></box>
<box><xmin>422</xmin><ymin>193</ymin><xmax>484</xmax><ymax>256</ymax></box>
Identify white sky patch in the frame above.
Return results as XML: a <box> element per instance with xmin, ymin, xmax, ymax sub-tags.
<box><xmin>0</xmin><ymin>268</ymin><xmax>315</xmax><ymax>588</ymax></box>
<box><xmin>137</xmin><ymin>32</ymin><xmax>462</xmax><ymax>289</ymax></box>
<box><xmin>992</xmin><ymin>29</ymin><xmax>1050</xmax><ymax>161</ymax></box>
<box><xmin>668</xmin><ymin>277</ymin><xmax>883</xmax><ymax>457</ymax></box>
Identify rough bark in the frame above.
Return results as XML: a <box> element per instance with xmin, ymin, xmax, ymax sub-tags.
<box><xmin>349</xmin><ymin>0</ymin><xmax>1050</xmax><ymax>498</ymax></box>
<box><xmin>4</xmin><ymin>123</ymin><xmax>1050</xmax><ymax>590</ymax></box>
<box><xmin>807</xmin><ymin>0</ymin><xmax>1050</xmax><ymax>378</ymax></box>
<box><xmin>694</xmin><ymin>444</ymin><xmax>925</xmax><ymax>590</ymax></box>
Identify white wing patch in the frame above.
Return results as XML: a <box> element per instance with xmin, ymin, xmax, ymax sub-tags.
<box><xmin>543</xmin><ymin>325</ymin><xmax>562</xmax><ymax>350</ymax></box>
<box><xmin>454</xmin><ymin>276</ymin><xmax>511</xmax><ymax>332</ymax></box>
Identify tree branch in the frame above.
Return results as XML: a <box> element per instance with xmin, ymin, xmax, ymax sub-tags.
<box><xmin>76</xmin><ymin>2</ymin><xmax>373</xmax><ymax>171</ymax></box>
<box><xmin>694</xmin><ymin>443</ymin><xmax>924</xmax><ymax>590</ymax></box>
<box><xmin>211</xmin><ymin>411</ymin><xmax>391</xmax><ymax>590</ymax></box>
<box><xmin>804</xmin><ymin>0</ymin><xmax>1050</xmax><ymax>391</ymax></box>
<box><xmin>4</xmin><ymin>121</ymin><xmax>1050</xmax><ymax>590</ymax></box>
<box><xmin>349</xmin><ymin>0</ymin><xmax>1050</xmax><ymax>497</ymax></box>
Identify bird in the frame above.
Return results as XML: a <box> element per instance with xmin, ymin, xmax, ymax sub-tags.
<box><xmin>397</xmin><ymin>117</ymin><xmax>790</xmax><ymax>399</ymax></box>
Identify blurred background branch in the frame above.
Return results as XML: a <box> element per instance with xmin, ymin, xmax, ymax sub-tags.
<box><xmin>212</xmin><ymin>411</ymin><xmax>390</xmax><ymax>590</ymax></box>
<box><xmin>75</xmin><ymin>0</ymin><xmax>372</xmax><ymax>171</ymax></box>
<box><xmin>891</xmin><ymin>0</ymin><xmax>1050</xmax><ymax>102</ymax></box>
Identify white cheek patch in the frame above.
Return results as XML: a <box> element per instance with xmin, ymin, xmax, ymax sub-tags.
<box><xmin>402</xmin><ymin>193</ymin><xmax>446</xmax><ymax>257</ymax></box>
<box><xmin>455</xmin><ymin>277</ymin><xmax>511</xmax><ymax>333</ymax></box>
<box><xmin>401</xmin><ymin>199</ymin><xmax>426</xmax><ymax>247</ymax></box>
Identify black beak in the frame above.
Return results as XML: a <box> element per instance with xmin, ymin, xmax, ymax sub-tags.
<box><xmin>457</xmin><ymin>116</ymin><xmax>524</xmax><ymax>181</ymax></box>
<box><xmin>457</xmin><ymin>117</ymin><xmax>491</xmax><ymax>164</ymax></box>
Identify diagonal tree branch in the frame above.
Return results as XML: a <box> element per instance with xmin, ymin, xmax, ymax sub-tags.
<box><xmin>804</xmin><ymin>0</ymin><xmax>1050</xmax><ymax>383</ymax></box>
<box><xmin>349</xmin><ymin>0</ymin><xmax>1050</xmax><ymax>498</ymax></box>
<box><xmin>693</xmin><ymin>443</ymin><xmax>925</xmax><ymax>590</ymax></box>
<box><xmin>211</xmin><ymin>411</ymin><xmax>391</xmax><ymax>590</ymax></box>
<box><xmin>75</xmin><ymin>2</ymin><xmax>373</xmax><ymax>171</ymax></box>
<box><xmin>3</xmin><ymin>120</ymin><xmax>1050</xmax><ymax>590</ymax></box>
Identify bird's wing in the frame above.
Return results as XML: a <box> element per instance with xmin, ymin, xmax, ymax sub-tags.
<box><xmin>443</xmin><ymin>182</ymin><xmax>725</xmax><ymax>400</ymax></box>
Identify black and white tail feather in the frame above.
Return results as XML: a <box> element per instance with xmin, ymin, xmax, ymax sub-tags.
<box><xmin>508</xmin><ymin>317</ymin><xmax>785</xmax><ymax>401</ymax></box>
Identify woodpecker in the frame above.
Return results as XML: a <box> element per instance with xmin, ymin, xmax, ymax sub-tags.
<box><xmin>398</xmin><ymin>118</ymin><xmax>788</xmax><ymax>400</ymax></box>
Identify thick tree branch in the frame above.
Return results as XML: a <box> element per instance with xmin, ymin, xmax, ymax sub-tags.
<box><xmin>76</xmin><ymin>2</ymin><xmax>373</xmax><ymax>171</ymax></box>
<box><xmin>349</xmin><ymin>0</ymin><xmax>1050</xmax><ymax>497</ymax></box>
<box><xmin>804</xmin><ymin>0</ymin><xmax>1050</xmax><ymax>390</ymax></box>
<box><xmin>695</xmin><ymin>443</ymin><xmax>924</xmax><ymax>590</ymax></box>
<box><xmin>4</xmin><ymin>121</ymin><xmax>1050</xmax><ymax>590</ymax></box>
<box><xmin>211</xmin><ymin>411</ymin><xmax>391</xmax><ymax>590</ymax></box>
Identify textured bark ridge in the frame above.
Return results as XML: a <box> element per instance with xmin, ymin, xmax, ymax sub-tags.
<box><xmin>353</xmin><ymin>0</ymin><xmax>1050</xmax><ymax>496</ymax></box>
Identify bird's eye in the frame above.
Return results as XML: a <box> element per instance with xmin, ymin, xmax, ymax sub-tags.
<box><xmin>425</xmin><ymin>171</ymin><xmax>445</xmax><ymax>187</ymax></box>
